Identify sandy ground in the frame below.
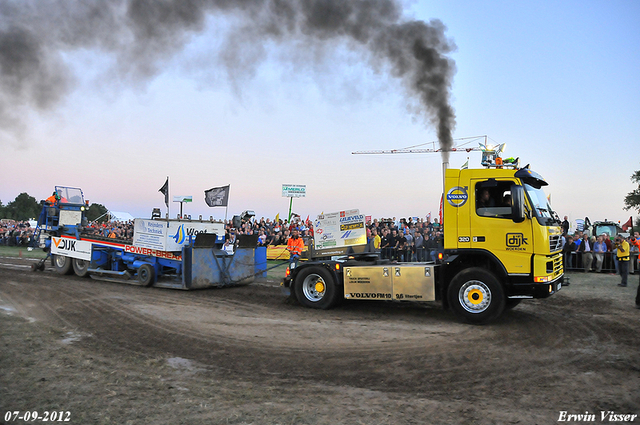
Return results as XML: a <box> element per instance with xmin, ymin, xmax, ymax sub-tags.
<box><xmin>1</xmin><ymin>256</ymin><xmax>639</xmax><ymax>425</ymax></box>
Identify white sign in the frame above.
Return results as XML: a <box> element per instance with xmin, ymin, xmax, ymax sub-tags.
<box><xmin>314</xmin><ymin>209</ymin><xmax>367</xmax><ymax>250</ymax></box>
<box><xmin>133</xmin><ymin>219</ymin><xmax>225</xmax><ymax>251</ymax></box>
<box><xmin>51</xmin><ymin>237</ymin><xmax>92</xmax><ymax>261</ymax></box>
<box><xmin>173</xmin><ymin>196</ymin><xmax>193</xmax><ymax>203</ymax></box>
<box><xmin>282</xmin><ymin>184</ymin><xmax>306</xmax><ymax>198</ymax></box>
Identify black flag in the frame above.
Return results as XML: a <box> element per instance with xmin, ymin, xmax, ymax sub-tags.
<box><xmin>204</xmin><ymin>185</ymin><xmax>229</xmax><ymax>207</ymax></box>
<box><xmin>159</xmin><ymin>178</ymin><xmax>168</xmax><ymax>207</ymax></box>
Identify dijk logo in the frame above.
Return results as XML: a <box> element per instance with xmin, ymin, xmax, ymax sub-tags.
<box><xmin>506</xmin><ymin>233</ymin><xmax>528</xmax><ymax>249</ymax></box>
<box><xmin>53</xmin><ymin>238</ymin><xmax>76</xmax><ymax>251</ymax></box>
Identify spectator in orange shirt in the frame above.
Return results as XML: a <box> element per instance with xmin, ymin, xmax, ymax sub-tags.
<box><xmin>286</xmin><ymin>229</ymin><xmax>304</xmax><ymax>269</ymax></box>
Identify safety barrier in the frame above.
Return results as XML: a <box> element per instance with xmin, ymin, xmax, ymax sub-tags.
<box><xmin>266</xmin><ymin>245</ymin><xmax>309</xmax><ymax>261</ymax></box>
<box><xmin>564</xmin><ymin>251</ymin><xmax>639</xmax><ymax>274</ymax></box>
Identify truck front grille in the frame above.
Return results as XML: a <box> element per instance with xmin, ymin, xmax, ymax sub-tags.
<box><xmin>549</xmin><ymin>235</ymin><xmax>562</xmax><ymax>252</ymax></box>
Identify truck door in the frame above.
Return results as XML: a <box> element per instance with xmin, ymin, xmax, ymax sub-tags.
<box><xmin>470</xmin><ymin>179</ymin><xmax>533</xmax><ymax>275</ymax></box>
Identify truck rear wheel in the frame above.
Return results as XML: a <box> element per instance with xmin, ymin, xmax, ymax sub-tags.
<box><xmin>138</xmin><ymin>264</ymin><xmax>155</xmax><ymax>287</ymax></box>
<box><xmin>53</xmin><ymin>255</ymin><xmax>73</xmax><ymax>275</ymax></box>
<box><xmin>72</xmin><ymin>258</ymin><xmax>90</xmax><ymax>277</ymax></box>
<box><xmin>448</xmin><ymin>268</ymin><xmax>505</xmax><ymax>324</ymax></box>
<box><xmin>294</xmin><ymin>266</ymin><xmax>340</xmax><ymax>309</ymax></box>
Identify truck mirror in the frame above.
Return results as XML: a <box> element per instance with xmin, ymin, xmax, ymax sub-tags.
<box><xmin>511</xmin><ymin>184</ymin><xmax>526</xmax><ymax>223</ymax></box>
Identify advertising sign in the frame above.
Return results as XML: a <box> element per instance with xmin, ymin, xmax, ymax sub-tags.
<box><xmin>134</xmin><ymin>219</ymin><xmax>225</xmax><ymax>251</ymax></box>
<box><xmin>173</xmin><ymin>196</ymin><xmax>193</xmax><ymax>203</ymax></box>
<box><xmin>51</xmin><ymin>237</ymin><xmax>92</xmax><ymax>261</ymax></box>
<box><xmin>282</xmin><ymin>184</ymin><xmax>306</xmax><ymax>198</ymax></box>
<box><xmin>314</xmin><ymin>209</ymin><xmax>367</xmax><ymax>250</ymax></box>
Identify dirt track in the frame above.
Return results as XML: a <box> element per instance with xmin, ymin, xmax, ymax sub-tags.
<box><xmin>1</xmin><ymin>257</ymin><xmax>639</xmax><ymax>424</ymax></box>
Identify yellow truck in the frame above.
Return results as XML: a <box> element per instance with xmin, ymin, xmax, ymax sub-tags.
<box><xmin>282</xmin><ymin>154</ymin><xmax>564</xmax><ymax>324</ymax></box>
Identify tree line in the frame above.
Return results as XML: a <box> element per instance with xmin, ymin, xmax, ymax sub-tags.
<box><xmin>0</xmin><ymin>193</ymin><xmax>109</xmax><ymax>223</ymax></box>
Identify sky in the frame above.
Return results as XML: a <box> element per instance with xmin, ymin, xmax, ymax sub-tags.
<box><xmin>1</xmin><ymin>0</ymin><xmax>639</xmax><ymax>227</ymax></box>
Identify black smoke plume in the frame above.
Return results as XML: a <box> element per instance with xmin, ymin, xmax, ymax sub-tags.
<box><xmin>0</xmin><ymin>0</ymin><xmax>456</xmax><ymax>152</ymax></box>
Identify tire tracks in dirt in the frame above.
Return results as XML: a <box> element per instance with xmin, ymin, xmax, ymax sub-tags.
<box><xmin>1</xmin><ymin>265</ymin><xmax>639</xmax><ymax>401</ymax></box>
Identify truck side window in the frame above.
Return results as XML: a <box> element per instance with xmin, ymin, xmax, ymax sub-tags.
<box><xmin>476</xmin><ymin>181</ymin><xmax>513</xmax><ymax>218</ymax></box>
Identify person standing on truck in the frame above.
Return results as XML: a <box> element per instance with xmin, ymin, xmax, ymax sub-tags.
<box><xmin>616</xmin><ymin>235</ymin><xmax>630</xmax><ymax>287</ymax></box>
<box><xmin>287</xmin><ymin>228</ymin><xmax>304</xmax><ymax>269</ymax></box>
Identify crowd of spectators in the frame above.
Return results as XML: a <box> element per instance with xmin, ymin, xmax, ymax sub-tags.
<box><xmin>224</xmin><ymin>215</ymin><xmax>444</xmax><ymax>260</ymax></box>
<box><xmin>0</xmin><ymin>219</ymin><xmax>136</xmax><ymax>247</ymax></box>
<box><xmin>0</xmin><ymin>220</ymin><xmax>36</xmax><ymax>247</ymax></box>
<box><xmin>561</xmin><ymin>216</ymin><xmax>639</xmax><ymax>274</ymax></box>
<box><xmin>2</xmin><ymin>214</ymin><xmax>446</xmax><ymax>262</ymax></box>
<box><xmin>83</xmin><ymin>221</ymin><xmax>134</xmax><ymax>240</ymax></box>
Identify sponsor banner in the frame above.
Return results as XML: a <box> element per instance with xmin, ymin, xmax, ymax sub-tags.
<box><xmin>314</xmin><ymin>209</ymin><xmax>366</xmax><ymax>250</ymax></box>
<box><xmin>133</xmin><ymin>219</ymin><xmax>168</xmax><ymax>250</ymax></box>
<box><xmin>340</xmin><ymin>222</ymin><xmax>364</xmax><ymax>231</ymax></box>
<box><xmin>173</xmin><ymin>195</ymin><xmax>193</xmax><ymax>203</ymax></box>
<box><xmin>266</xmin><ymin>245</ymin><xmax>309</xmax><ymax>260</ymax></box>
<box><xmin>282</xmin><ymin>184</ymin><xmax>306</xmax><ymax>198</ymax></box>
<box><xmin>133</xmin><ymin>219</ymin><xmax>225</xmax><ymax>251</ymax></box>
<box><xmin>51</xmin><ymin>237</ymin><xmax>92</xmax><ymax>261</ymax></box>
<box><xmin>124</xmin><ymin>245</ymin><xmax>182</xmax><ymax>260</ymax></box>
<box><xmin>52</xmin><ymin>236</ymin><xmax>182</xmax><ymax>261</ymax></box>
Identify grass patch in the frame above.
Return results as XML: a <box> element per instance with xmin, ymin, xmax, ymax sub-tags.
<box><xmin>0</xmin><ymin>246</ymin><xmax>48</xmax><ymax>259</ymax></box>
<box><xmin>266</xmin><ymin>260</ymin><xmax>288</xmax><ymax>281</ymax></box>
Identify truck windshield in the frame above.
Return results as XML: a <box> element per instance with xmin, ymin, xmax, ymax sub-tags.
<box><xmin>55</xmin><ymin>187</ymin><xmax>84</xmax><ymax>205</ymax></box>
<box><xmin>594</xmin><ymin>224</ymin><xmax>617</xmax><ymax>238</ymax></box>
<box><xmin>524</xmin><ymin>184</ymin><xmax>554</xmax><ymax>222</ymax></box>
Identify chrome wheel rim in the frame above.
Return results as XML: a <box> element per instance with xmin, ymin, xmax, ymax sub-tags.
<box><xmin>459</xmin><ymin>280</ymin><xmax>491</xmax><ymax>313</ymax></box>
<box><xmin>302</xmin><ymin>273</ymin><xmax>326</xmax><ymax>302</ymax></box>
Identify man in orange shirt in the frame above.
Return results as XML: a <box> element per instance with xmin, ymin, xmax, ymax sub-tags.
<box><xmin>287</xmin><ymin>228</ymin><xmax>304</xmax><ymax>269</ymax></box>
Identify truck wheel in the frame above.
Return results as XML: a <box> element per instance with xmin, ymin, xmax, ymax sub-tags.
<box><xmin>447</xmin><ymin>268</ymin><xmax>505</xmax><ymax>324</ymax></box>
<box><xmin>294</xmin><ymin>266</ymin><xmax>340</xmax><ymax>309</ymax></box>
<box><xmin>53</xmin><ymin>255</ymin><xmax>73</xmax><ymax>275</ymax></box>
<box><xmin>138</xmin><ymin>264</ymin><xmax>155</xmax><ymax>287</ymax></box>
<box><xmin>72</xmin><ymin>258</ymin><xmax>90</xmax><ymax>277</ymax></box>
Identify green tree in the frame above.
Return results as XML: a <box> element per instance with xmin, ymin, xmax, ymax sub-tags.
<box><xmin>0</xmin><ymin>200</ymin><xmax>5</xmax><ymax>218</ymax></box>
<box><xmin>624</xmin><ymin>169</ymin><xmax>640</xmax><ymax>213</ymax></box>
<box><xmin>624</xmin><ymin>169</ymin><xmax>640</xmax><ymax>230</ymax></box>
<box><xmin>5</xmin><ymin>193</ymin><xmax>40</xmax><ymax>220</ymax></box>
<box><xmin>86</xmin><ymin>203</ymin><xmax>109</xmax><ymax>223</ymax></box>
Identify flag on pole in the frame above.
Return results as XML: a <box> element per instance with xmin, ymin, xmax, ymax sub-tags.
<box><xmin>275</xmin><ymin>213</ymin><xmax>280</xmax><ymax>222</ymax></box>
<box><xmin>159</xmin><ymin>177</ymin><xmax>169</xmax><ymax>207</ymax></box>
<box><xmin>622</xmin><ymin>216</ymin><xmax>633</xmax><ymax>231</ymax></box>
<box><xmin>461</xmin><ymin>158</ymin><xmax>469</xmax><ymax>169</ymax></box>
<box><xmin>204</xmin><ymin>185</ymin><xmax>230</xmax><ymax>207</ymax></box>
